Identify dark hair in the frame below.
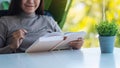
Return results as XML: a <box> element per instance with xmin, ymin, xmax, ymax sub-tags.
<box><xmin>8</xmin><ymin>0</ymin><xmax>44</xmax><ymax>15</ymax></box>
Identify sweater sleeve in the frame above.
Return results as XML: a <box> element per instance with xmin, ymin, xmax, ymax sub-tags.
<box><xmin>48</xmin><ymin>16</ymin><xmax>63</xmax><ymax>32</ymax></box>
<box><xmin>0</xmin><ymin>44</ymin><xmax>14</xmax><ymax>54</ymax></box>
<box><xmin>0</xmin><ymin>18</ymin><xmax>14</xmax><ymax>54</ymax></box>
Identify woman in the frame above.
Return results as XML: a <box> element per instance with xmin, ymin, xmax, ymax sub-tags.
<box><xmin>0</xmin><ymin>0</ymin><xmax>84</xmax><ymax>54</ymax></box>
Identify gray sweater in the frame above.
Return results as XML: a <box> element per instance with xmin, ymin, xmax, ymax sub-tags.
<box><xmin>0</xmin><ymin>13</ymin><xmax>62</xmax><ymax>54</ymax></box>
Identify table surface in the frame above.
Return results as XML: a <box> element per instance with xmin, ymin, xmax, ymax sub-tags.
<box><xmin>0</xmin><ymin>48</ymin><xmax>120</xmax><ymax>68</ymax></box>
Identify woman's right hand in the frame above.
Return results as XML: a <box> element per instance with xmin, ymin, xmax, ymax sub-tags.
<box><xmin>9</xmin><ymin>29</ymin><xmax>27</xmax><ymax>50</ymax></box>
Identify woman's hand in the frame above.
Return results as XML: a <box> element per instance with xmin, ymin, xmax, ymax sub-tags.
<box><xmin>9</xmin><ymin>29</ymin><xmax>27</xmax><ymax>50</ymax></box>
<box><xmin>69</xmin><ymin>38</ymin><xmax>84</xmax><ymax>49</ymax></box>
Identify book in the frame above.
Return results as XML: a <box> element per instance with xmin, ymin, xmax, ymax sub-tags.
<box><xmin>26</xmin><ymin>31</ymin><xmax>86</xmax><ymax>53</ymax></box>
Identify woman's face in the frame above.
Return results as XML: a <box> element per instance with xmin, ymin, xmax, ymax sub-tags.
<box><xmin>21</xmin><ymin>0</ymin><xmax>41</xmax><ymax>14</ymax></box>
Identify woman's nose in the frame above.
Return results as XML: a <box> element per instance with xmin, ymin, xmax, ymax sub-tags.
<box><xmin>27</xmin><ymin>0</ymin><xmax>34</xmax><ymax>4</ymax></box>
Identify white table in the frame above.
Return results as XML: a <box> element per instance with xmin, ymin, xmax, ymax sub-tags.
<box><xmin>0</xmin><ymin>48</ymin><xmax>120</xmax><ymax>68</ymax></box>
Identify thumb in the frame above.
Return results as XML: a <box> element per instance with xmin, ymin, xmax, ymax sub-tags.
<box><xmin>19</xmin><ymin>38</ymin><xmax>24</xmax><ymax>45</ymax></box>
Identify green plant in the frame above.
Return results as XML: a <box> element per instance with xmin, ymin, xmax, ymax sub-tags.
<box><xmin>96</xmin><ymin>20</ymin><xmax>118</xmax><ymax>36</ymax></box>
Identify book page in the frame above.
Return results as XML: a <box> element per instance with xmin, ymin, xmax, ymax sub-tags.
<box><xmin>54</xmin><ymin>31</ymin><xmax>86</xmax><ymax>49</ymax></box>
<box><xmin>26</xmin><ymin>35</ymin><xmax>64</xmax><ymax>53</ymax></box>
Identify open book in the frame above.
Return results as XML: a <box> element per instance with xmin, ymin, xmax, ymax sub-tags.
<box><xmin>26</xmin><ymin>31</ymin><xmax>86</xmax><ymax>53</ymax></box>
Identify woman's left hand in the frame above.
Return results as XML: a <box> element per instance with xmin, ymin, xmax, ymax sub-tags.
<box><xmin>68</xmin><ymin>38</ymin><xmax>84</xmax><ymax>49</ymax></box>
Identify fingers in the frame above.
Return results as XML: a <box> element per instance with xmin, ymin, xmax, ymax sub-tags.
<box><xmin>10</xmin><ymin>29</ymin><xmax>28</xmax><ymax>49</ymax></box>
<box><xmin>69</xmin><ymin>37</ymin><xmax>83</xmax><ymax>43</ymax></box>
<box><xmin>19</xmin><ymin>29</ymin><xmax>28</xmax><ymax>39</ymax></box>
<box><xmin>13</xmin><ymin>29</ymin><xmax>28</xmax><ymax>35</ymax></box>
<box><xmin>13</xmin><ymin>29</ymin><xmax>28</xmax><ymax>39</ymax></box>
<box><xmin>63</xmin><ymin>36</ymin><xmax>67</xmax><ymax>40</ymax></box>
<box><xmin>78</xmin><ymin>37</ymin><xmax>84</xmax><ymax>41</ymax></box>
<box><xmin>69</xmin><ymin>37</ymin><xmax>84</xmax><ymax>49</ymax></box>
<box><xmin>21</xmin><ymin>29</ymin><xmax>28</xmax><ymax>35</ymax></box>
<box><xmin>70</xmin><ymin>41</ymin><xmax>83</xmax><ymax>47</ymax></box>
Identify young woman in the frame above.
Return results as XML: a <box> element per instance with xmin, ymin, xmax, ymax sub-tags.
<box><xmin>0</xmin><ymin>0</ymin><xmax>84</xmax><ymax>54</ymax></box>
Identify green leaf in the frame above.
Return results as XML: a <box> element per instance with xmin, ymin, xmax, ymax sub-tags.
<box><xmin>96</xmin><ymin>20</ymin><xmax>118</xmax><ymax>36</ymax></box>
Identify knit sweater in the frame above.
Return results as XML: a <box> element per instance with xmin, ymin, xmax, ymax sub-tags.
<box><xmin>0</xmin><ymin>13</ymin><xmax>63</xmax><ymax>53</ymax></box>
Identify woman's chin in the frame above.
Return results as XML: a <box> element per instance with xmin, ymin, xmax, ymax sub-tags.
<box><xmin>24</xmin><ymin>11</ymin><xmax>35</xmax><ymax>14</ymax></box>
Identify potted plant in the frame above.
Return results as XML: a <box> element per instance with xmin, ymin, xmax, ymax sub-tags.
<box><xmin>96</xmin><ymin>20</ymin><xmax>118</xmax><ymax>53</ymax></box>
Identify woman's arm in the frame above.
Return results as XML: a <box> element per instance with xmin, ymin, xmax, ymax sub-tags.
<box><xmin>0</xmin><ymin>39</ymin><xmax>14</xmax><ymax>54</ymax></box>
<box><xmin>0</xmin><ymin>18</ymin><xmax>14</xmax><ymax>54</ymax></box>
<box><xmin>0</xmin><ymin>29</ymin><xmax>27</xmax><ymax>54</ymax></box>
<box><xmin>0</xmin><ymin>46</ymin><xmax>14</xmax><ymax>54</ymax></box>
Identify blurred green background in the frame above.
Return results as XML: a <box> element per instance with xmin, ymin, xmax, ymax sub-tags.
<box><xmin>63</xmin><ymin>0</ymin><xmax>120</xmax><ymax>48</ymax></box>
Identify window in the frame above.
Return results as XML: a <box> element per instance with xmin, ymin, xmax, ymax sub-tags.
<box><xmin>0</xmin><ymin>0</ymin><xmax>10</xmax><ymax>10</ymax></box>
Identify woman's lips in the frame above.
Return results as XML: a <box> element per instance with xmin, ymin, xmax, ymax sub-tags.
<box><xmin>26</xmin><ymin>5</ymin><xmax>34</xmax><ymax>7</ymax></box>
<box><xmin>25</xmin><ymin>4</ymin><xmax>35</xmax><ymax>7</ymax></box>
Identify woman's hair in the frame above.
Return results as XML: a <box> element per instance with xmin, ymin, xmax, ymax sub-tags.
<box><xmin>8</xmin><ymin>0</ymin><xmax>44</xmax><ymax>15</ymax></box>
